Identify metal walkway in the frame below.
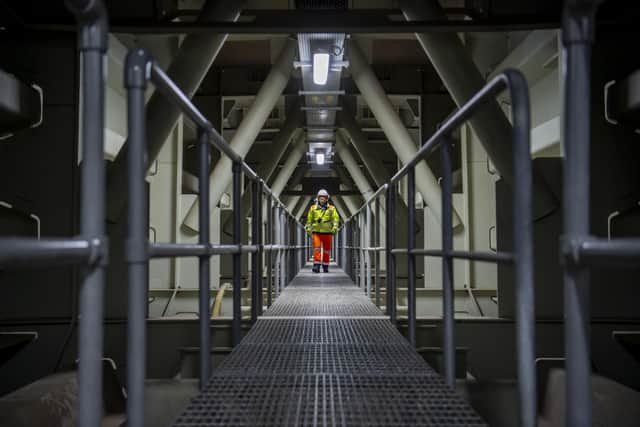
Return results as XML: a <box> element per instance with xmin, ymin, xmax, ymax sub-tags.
<box><xmin>172</xmin><ymin>267</ymin><xmax>486</xmax><ymax>426</ymax></box>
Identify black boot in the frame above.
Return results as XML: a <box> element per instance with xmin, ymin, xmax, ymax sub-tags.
<box><xmin>312</xmin><ymin>263</ymin><xmax>320</xmax><ymax>273</ymax></box>
<box><xmin>322</xmin><ymin>265</ymin><xmax>329</xmax><ymax>273</ymax></box>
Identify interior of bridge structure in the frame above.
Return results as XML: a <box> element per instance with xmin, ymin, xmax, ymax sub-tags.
<box><xmin>1</xmin><ymin>0</ymin><xmax>640</xmax><ymax>426</ymax></box>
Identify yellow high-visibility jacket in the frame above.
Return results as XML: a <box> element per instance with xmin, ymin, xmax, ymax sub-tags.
<box><xmin>305</xmin><ymin>203</ymin><xmax>339</xmax><ymax>234</ymax></box>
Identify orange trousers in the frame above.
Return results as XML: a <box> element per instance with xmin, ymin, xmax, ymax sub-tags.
<box><xmin>312</xmin><ymin>233</ymin><xmax>333</xmax><ymax>265</ymax></box>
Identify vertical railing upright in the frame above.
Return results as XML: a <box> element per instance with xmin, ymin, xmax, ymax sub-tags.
<box><xmin>266</xmin><ymin>198</ymin><xmax>273</xmax><ymax>307</ymax></box>
<box><xmin>341</xmin><ymin>224</ymin><xmax>347</xmax><ymax>271</ymax></box>
<box><xmin>0</xmin><ymin>1</ymin><xmax>110</xmax><ymax>415</ymax></box>
<box><xmin>124</xmin><ymin>48</ymin><xmax>148</xmax><ymax>427</ymax></box>
<box><xmin>359</xmin><ymin>213</ymin><xmax>365</xmax><ymax>289</ymax></box>
<box><xmin>197</xmin><ymin>128</ymin><xmax>212</xmax><ymax>386</ymax></box>
<box><xmin>71</xmin><ymin>2</ymin><xmax>108</xmax><ymax>425</ymax></box>
<box><xmin>365</xmin><ymin>203</ymin><xmax>372</xmax><ymax>297</ymax></box>
<box><xmin>251</xmin><ymin>180</ymin><xmax>262</xmax><ymax>322</ymax></box>
<box><xmin>406</xmin><ymin>169</ymin><xmax>417</xmax><ymax>347</ymax></box>
<box><xmin>386</xmin><ymin>184</ymin><xmax>397</xmax><ymax>324</ymax></box>
<box><xmin>561</xmin><ymin>2</ymin><xmax>601</xmax><ymax>425</ymax></box>
<box><xmin>232</xmin><ymin>162</ymin><xmax>242</xmax><ymax>346</ymax></box>
<box><xmin>374</xmin><ymin>197</ymin><xmax>380</xmax><ymax>307</ymax></box>
<box><xmin>440</xmin><ymin>138</ymin><xmax>455</xmax><ymax>388</ymax></box>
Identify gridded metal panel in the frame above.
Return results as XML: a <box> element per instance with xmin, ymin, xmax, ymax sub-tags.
<box><xmin>264</xmin><ymin>302</ymin><xmax>383</xmax><ymax>317</ymax></box>
<box><xmin>265</xmin><ymin>286</ymin><xmax>383</xmax><ymax>317</ymax></box>
<box><xmin>173</xmin><ymin>374</ymin><xmax>486</xmax><ymax>427</ymax></box>
<box><xmin>242</xmin><ymin>319</ymin><xmax>404</xmax><ymax>345</ymax></box>
<box><xmin>216</xmin><ymin>343</ymin><xmax>430</xmax><ymax>375</ymax></box>
<box><xmin>287</xmin><ymin>272</ymin><xmax>357</xmax><ymax>288</ymax></box>
<box><xmin>172</xmin><ymin>268</ymin><xmax>487</xmax><ymax>426</ymax></box>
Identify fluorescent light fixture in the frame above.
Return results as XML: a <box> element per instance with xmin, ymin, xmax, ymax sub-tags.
<box><xmin>312</xmin><ymin>53</ymin><xmax>330</xmax><ymax>85</ymax></box>
<box><xmin>315</xmin><ymin>152</ymin><xmax>326</xmax><ymax>165</ymax></box>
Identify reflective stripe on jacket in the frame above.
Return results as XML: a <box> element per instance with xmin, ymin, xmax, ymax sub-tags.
<box><xmin>305</xmin><ymin>203</ymin><xmax>339</xmax><ymax>234</ymax></box>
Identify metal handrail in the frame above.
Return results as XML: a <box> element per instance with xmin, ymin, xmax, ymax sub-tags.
<box><xmin>124</xmin><ymin>48</ymin><xmax>306</xmax><ymax>427</ymax></box>
<box><xmin>338</xmin><ymin>69</ymin><xmax>536</xmax><ymax>427</ymax></box>
<box><xmin>0</xmin><ymin>2</ymin><xmax>110</xmax><ymax>426</ymax></box>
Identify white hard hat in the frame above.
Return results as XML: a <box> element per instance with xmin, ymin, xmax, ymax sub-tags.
<box><xmin>317</xmin><ymin>189</ymin><xmax>329</xmax><ymax>197</ymax></box>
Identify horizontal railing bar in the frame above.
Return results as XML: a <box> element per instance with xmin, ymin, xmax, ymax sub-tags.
<box><xmin>448</xmin><ymin>250</ymin><xmax>514</xmax><ymax>263</ymax></box>
<box><xmin>262</xmin><ymin>245</ymin><xmax>308</xmax><ymax>251</ymax></box>
<box><xmin>150</xmin><ymin>63</ymin><xmax>211</xmax><ymax>131</ymax></box>
<box><xmin>389</xmin><ymin>248</ymin><xmax>514</xmax><ymax>264</ymax></box>
<box><xmin>391</xmin><ymin>248</ymin><xmax>408</xmax><ymax>254</ymax></box>
<box><xmin>149</xmin><ymin>243</ymin><xmax>259</xmax><ymax>258</ymax></box>
<box><xmin>0</xmin><ymin>237</ymin><xmax>100</xmax><ymax>267</ymax></box>
<box><xmin>565</xmin><ymin>237</ymin><xmax>640</xmax><ymax>266</ymax></box>
<box><xmin>343</xmin><ymin>246</ymin><xmax>385</xmax><ymax>252</ymax></box>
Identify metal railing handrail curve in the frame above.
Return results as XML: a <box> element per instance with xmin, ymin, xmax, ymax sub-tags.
<box><xmin>338</xmin><ymin>69</ymin><xmax>536</xmax><ymax>427</ymax></box>
<box><xmin>124</xmin><ymin>47</ymin><xmax>306</xmax><ymax>427</ymax></box>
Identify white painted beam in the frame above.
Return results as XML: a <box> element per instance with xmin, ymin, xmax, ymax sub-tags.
<box><xmin>183</xmin><ymin>39</ymin><xmax>298</xmax><ymax>231</ymax></box>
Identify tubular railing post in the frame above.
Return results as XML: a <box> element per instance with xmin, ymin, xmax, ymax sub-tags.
<box><xmin>509</xmin><ymin>72</ymin><xmax>536</xmax><ymax>427</ymax></box>
<box><xmin>276</xmin><ymin>205</ymin><xmax>279</xmax><ymax>291</ymax></box>
<box><xmin>386</xmin><ymin>184</ymin><xmax>397</xmax><ymax>324</ymax></box>
<box><xmin>197</xmin><ymin>128</ymin><xmax>211</xmax><ymax>388</ymax></box>
<box><xmin>289</xmin><ymin>217</ymin><xmax>295</xmax><ymax>280</ymax></box>
<box><xmin>297</xmin><ymin>224</ymin><xmax>302</xmax><ymax>273</ymax></box>
<box><xmin>347</xmin><ymin>224</ymin><xmax>355</xmax><ymax>281</ymax></box>
<box><xmin>407</xmin><ymin>168</ymin><xmax>417</xmax><ymax>347</ymax></box>
<box><xmin>366</xmin><ymin>204</ymin><xmax>372</xmax><ymax>297</ymax></box>
<box><xmin>441</xmin><ymin>139</ymin><xmax>455</xmax><ymax>388</ymax></box>
<box><xmin>251</xmin><ymin>180</ymin><xmax>260</xmax><ymax>323</ymax></box>
<box><xmin>67</xmin><ymin>2</ymin><xmax>109</xmax><ymax>425</ymax></box>
<box><xmin>358</xmin><ymin>216</ymin><xmax>362</xmax><ymax>287</ymax></box>
<box><xmin>360</xmin><ymin>213</ymin><xmax>365</xmax><ymax>289</ymax></box>
<box><xmin>266</xmin><ymin>197</ymin><xmax>273</xmax><ymax>307</ymax></box>
<box><xmin>561</xmin><ymin>3</ymin><xmax>599</xmax><ymax>426</ymax></box>
<box><xmin>124</xmin><ymin>48</ymin><xmax>149</xmax><ymax>427</ymax></box>
<box><xmin>257</xmin><ymin>184</ymin><xmax>264</xmax><ymax>316</ymax></box>
<box><xmin>374</xmin><ymin>197</ymin><xmax>380</xmax><ymax>307</ymax></box>
<box><xmin>232</xmin><ymin>161</ymin><xmax>242</xmax><ymax>346</ymax></box>
<box><xmin>275</xmin><ymin>206</ymin><xmax>281</xmax><ymax>295</ymax></box>
<box><xmin>281</xmin><ymin>209</ymin><xmax>286</xmax><ymax>288</ymax></box>
<box><xmin>289</xmin><ymin>216</ymin><xmax>292</xmax><ymax>280</ymax></box>
<box><xmin>341</xmin><ymin>226</ymin><xmax>347</xmax><ymax>271</ymax></box>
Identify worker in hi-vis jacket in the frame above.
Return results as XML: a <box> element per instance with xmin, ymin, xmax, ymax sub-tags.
<box><xmin>305</xmin><ymin>189</ymin><xmax>340</xmax><ymax>273</ymax></box>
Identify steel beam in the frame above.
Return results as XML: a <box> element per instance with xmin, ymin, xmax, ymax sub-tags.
<box><xmin>346</xmin><ymin>39</ymin><xmax>462</xmax><ymax>227</ymax></box>
<box><xmin>222</xmin><ymin>100</ymin><xmax>304</xmax><ymax>232</ymax></box>
<box><xmin>286</xmin><ymin>196</ymin><xmax>301</xmax><ymax>213</ymax></box>
<box><xmin>270</xmin><ymin>132</ymin><xmax>307</xmax><ymax>198</ymax></box>
<box><xmin>334</xmin><ymin>132</ymin><xmax>375</xmax><ymax>200</ymax></box>
<box><xmin>399</xmin><ymin>0</ymin><xmax>556</xmax><ymax>220</ymax></box>
<box><xmin>183</xmin><ymin>39</ymin><xmax>297</xmax><ymax>231</ymax></box>
<box><xmin>294</xmin><ymin>196</ymin><xmax>312</xmax><ymax>220</ymax></box>
<box><xmin>331</xmin><ymin>195</ymin><xmax>351</xmax><ymax>219</ymax></box>
<box><xmin>338</xmin><ymin>112</ymin><xmax>390</xmax><ymax>188</ymax></box>
<box><xmin>107</xmin><ymin>0</ymin><xmax>242</xmax><ymax>221</ymax></box>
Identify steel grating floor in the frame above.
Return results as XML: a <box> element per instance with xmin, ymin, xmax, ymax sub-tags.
<box><xmin>172</xmin><ymin>267</ymin><xmax>487</xmax><ymax>426</ymax></box>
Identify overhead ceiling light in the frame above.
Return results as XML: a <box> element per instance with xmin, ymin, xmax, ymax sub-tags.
<box><xmin>315</xmin><ymin>152</ymin><xmax>325</xmax><ymax>165</ymax></box>
<box><xmin>312</xmin><ymin>52</ymin><xmax>330</xmax><ymax>85</ymax></box>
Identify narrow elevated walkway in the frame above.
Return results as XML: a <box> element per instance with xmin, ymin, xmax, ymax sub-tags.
<box><xmin>173</xmin><ymin>267</ymin><xmax>486</xmax><ymax>426</ymax></box>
